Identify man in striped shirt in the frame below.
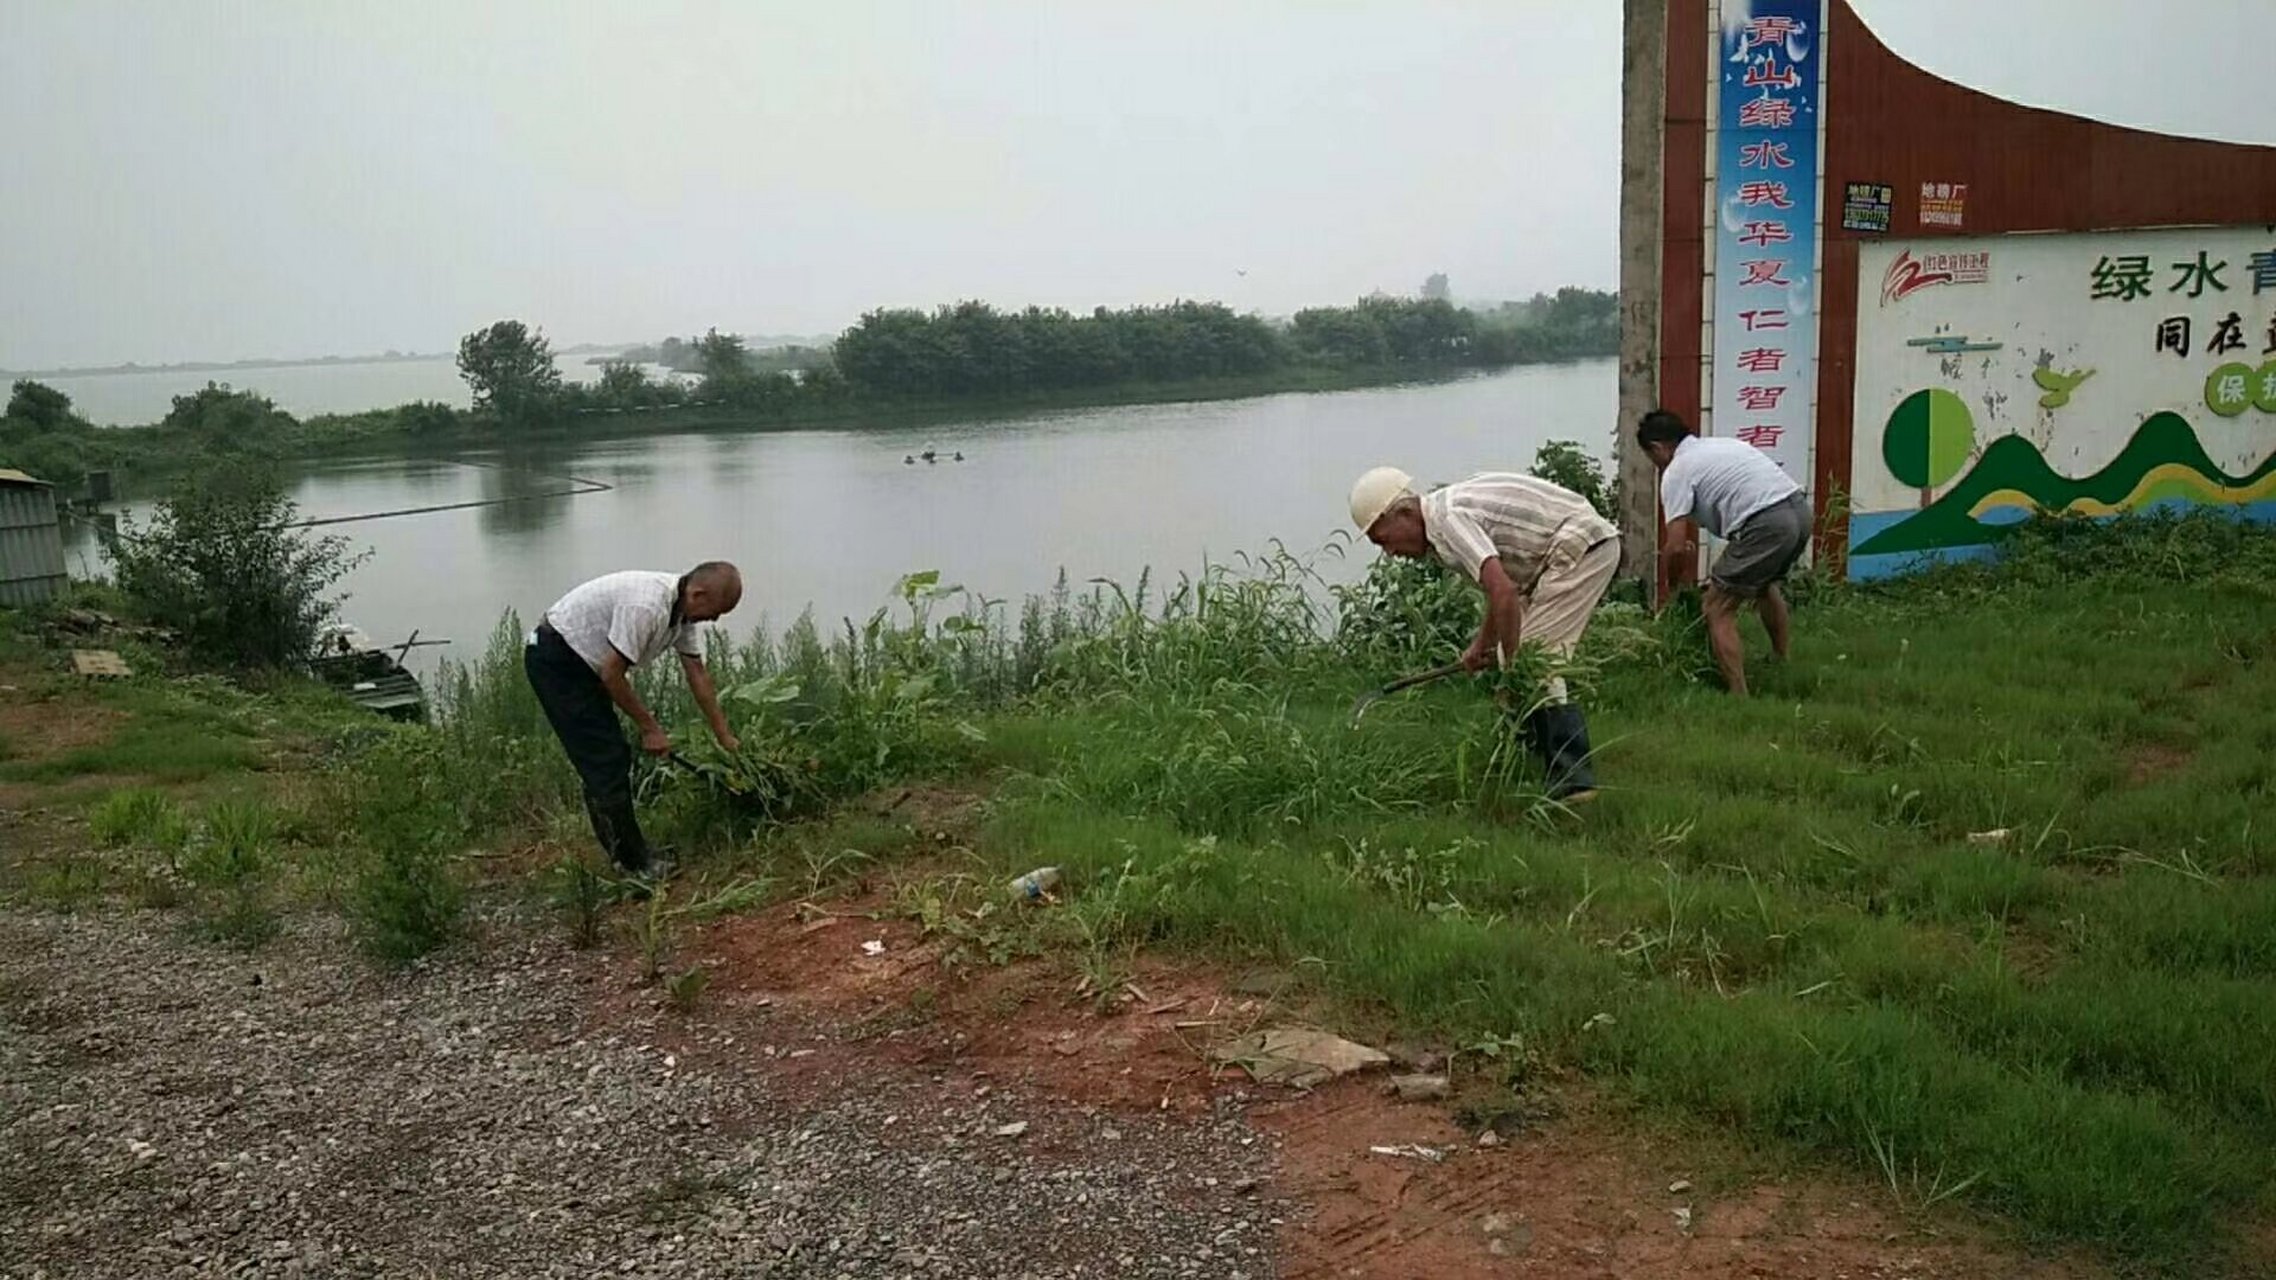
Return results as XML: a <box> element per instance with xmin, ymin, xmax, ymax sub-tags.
<box><xmin>524</xmin><ymin>562</ymin><xmax>744</xmax><ymax>878</ymax></box>
<box><xmin>1349</xmin><ymin>467</ymin><xmax>1619</xmax><ymax>801</ymax></box>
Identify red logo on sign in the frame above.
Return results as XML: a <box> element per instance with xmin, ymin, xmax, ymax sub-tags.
<box><xmin>1880</xmin><ymin>249</ymin><xmax>1990</xmax><ymax>306</ymax></box>
<box><xmin>1881</xmin><ymin>250</ymin><xmax>1951</xmax><ymax>305</ymax></box>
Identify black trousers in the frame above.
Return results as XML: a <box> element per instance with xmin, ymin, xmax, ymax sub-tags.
<box><xmin>524</xmin><ymin>626</ymin><xmax>650</xmax><ymax>872</ymax></box>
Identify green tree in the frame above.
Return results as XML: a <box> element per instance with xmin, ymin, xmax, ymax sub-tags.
<box><xmin>456</xmin><ymin>320</ymin><xmax>563</xmax><ymax>424</ymax></box>
<box><xmin>0</xmin><ymin>433</ymin><xmax>90</xmax><ymax>493</ymax></box>
<box><xmin>597</xmin><ymin>360</ymin><xmax>653</xmax><ymax>407</ymax></box>
<box><xmin>108</xmin><ymin>467</ymin><xmax>366</xmax><ymax>669</ymax></box>
<box><xmin>161</xmin><ymin>383</ymin><xmax>297</xmax><ymax>451</ymax></box>
<box><xmin>694</xmin><ymin>328</ymin><xmax>751</xmax><ymax>400</ymax></box>
<box><xmin>6</xmin><ymin>379</ymin><xmax>76</xmax><ymax>432</ymax></box>
<box><xmin>395</xmin><ymin>400</ymin><xmax>461</xmax><ymax>435</ymax></box>
<box><xmin>1421</xmin><ymin>272</ymin><xmax>1451</xmax><ymax>302</ymax></box>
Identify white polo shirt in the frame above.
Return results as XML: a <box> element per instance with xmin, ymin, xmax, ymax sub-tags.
<box><xmin>1658</xmin><ymin>436</ymin><xmax>1801</xmax><ymax>538</ymax></box>
<box><xmin>542</xmin><ymin>571</ymin><xmax>706</xmax><ymax>671</ymax></box>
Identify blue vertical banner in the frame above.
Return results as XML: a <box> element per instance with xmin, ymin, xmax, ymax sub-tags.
<box><xmin>1709</xmin><ymin>0</ymin><xmax>1823</xmax><ymax>488</ymax></box>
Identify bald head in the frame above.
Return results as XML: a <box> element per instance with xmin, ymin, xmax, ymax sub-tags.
<box><xmin>682</xmin><ymin>561</ymin><xmax>743</xmax><ymax>621</ymax></box>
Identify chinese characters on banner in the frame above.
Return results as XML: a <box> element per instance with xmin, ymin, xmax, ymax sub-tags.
<box><xmin>1711</xmin><ymin>0</ymin><xmax>1823</xmax><ymax>486</ymax></box>
<box><xmin>2092</xmin><ymin>241</ymin><xmax>2276</xmax><ymax>416</ymax></box>
<box><xmin>1919</xmin><ymin>182</ymin><xmax>1967</xmax><ymax>228</ymax></box>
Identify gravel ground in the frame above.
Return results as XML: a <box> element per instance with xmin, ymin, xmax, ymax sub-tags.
<box><xmin>0</xmin><ymin>906</ymin><xmax>1281</xmax><ymax>1279</ymax></box>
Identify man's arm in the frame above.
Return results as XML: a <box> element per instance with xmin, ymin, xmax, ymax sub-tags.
<box><xmin>680</xmin><ymin>652</ymin><xmax>739</xmax><ymax>753</ymax></box>
<box><xmin>597</xmin><ymin>648</ymin><xmax>672</xmax><ymax>755</ymax></box>
<box><xmin>1657</xmin><ymin>517</ymin><xmax>1696</xmax><ymax>608</ymax></box>
<box><xmin>1463</xmin><ymin>558</ymin><xmax>1526</xmax><ymax>671</ymax></box>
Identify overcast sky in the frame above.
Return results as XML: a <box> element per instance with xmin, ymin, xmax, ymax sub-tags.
<box><xmin>1</xmin><ymin>1</ymin><xmax>2264</xmax><ymax>369</ymax></box>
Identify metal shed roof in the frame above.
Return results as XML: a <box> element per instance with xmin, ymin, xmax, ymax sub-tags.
<box><xmin>0</xmin><ymin>468</ymin><xmax>54</xmax><ymax>487</ymax></box>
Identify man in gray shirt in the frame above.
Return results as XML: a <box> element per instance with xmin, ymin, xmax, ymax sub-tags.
<box><xmin>1637</xmin><ymin>410</ymin><xmax>1810</xmax><ymax>696</ymax></box>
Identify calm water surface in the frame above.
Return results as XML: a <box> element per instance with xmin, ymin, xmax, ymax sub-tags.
<box><xmin>63</xmin><ymin>361</ymin><xmax>1617</xmax><ymax>671</ymax></box>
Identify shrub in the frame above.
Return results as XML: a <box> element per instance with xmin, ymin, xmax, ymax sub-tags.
<box><xmin>341</xmin><ymin>735</ymin><xmax>465</xmax><ymax>964</ymax></box>
<box><xmin>1530</xmin><ymin>438</ymin><xmax>1612</xmax><ymax>519</ymax></box>
<box><xmin>89</xmin><ymin>787</ymin><xmax>189</xmax><ymax>851</ymax></box>
<box><xmin>108</xmin><ymin>466</ymin><xmax>366</xmax><ymax>669</ymax></box>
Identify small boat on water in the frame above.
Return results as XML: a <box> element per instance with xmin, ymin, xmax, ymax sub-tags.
<box><xmin>313</xmin><ymin>624</ymin><xmax>440</xmax><ymax>723</ymax></box>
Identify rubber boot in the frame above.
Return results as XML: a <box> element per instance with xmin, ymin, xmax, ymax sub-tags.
<box><xmin>1532</xmin><ymin>703</ymin><xmax>1599</xmax><ymax>801</ymax></box>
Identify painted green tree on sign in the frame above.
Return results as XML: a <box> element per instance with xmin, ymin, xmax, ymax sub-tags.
<box><xmin>1882</xmin><ymin>388</ymin><xmax>1976</xmax><ymax>489</ymax></box>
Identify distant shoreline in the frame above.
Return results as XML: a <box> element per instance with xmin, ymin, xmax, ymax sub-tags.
<box><xmin>5</xmin><ymin>352</ymin><xmax>458</xmax><ymax>380</ymax></box>
<box><xmin>7</xmin><ymin>337</ymin><xmax>837</xmax><ymax>381</ymax></box>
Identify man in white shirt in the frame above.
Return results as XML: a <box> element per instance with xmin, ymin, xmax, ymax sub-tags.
<box><xmin>1349</xmin><ymin>465</ymin><xmax>1620</xmax><ymax>801</ymax></box>
<box><xmin>1637</xmin><ymin>409</ymin><xmax>1811</xmax><ymax>696</ymax></box>
<box><xmin>524</xmin><ymin>563</ymin><xmax>744</xmax><ymax>877</ymax></box>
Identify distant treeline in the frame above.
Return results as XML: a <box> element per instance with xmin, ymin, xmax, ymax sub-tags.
<box><xmin>0</xmin><ymin>288</ymin><xmax>1616</xmax><ymax>494</ymax></box>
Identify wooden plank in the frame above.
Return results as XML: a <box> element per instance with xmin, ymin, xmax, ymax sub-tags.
<box><xmin>70</xmin><ymin>649</ymin><xmax>132</xmax><ymax>679</ymax></box>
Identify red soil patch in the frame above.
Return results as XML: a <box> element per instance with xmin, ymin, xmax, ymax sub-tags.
<box><xmin>1259</xmin><ymin>1082</ymin><xmax>2098</xmax><ymax>1280</ymax></box>
<box><xmin>687</xmin><ymin>893</ymin><xmax>1247</xmax><ymax>1116</ymax></box>
<box><xmin>0</xmin><ymin>695</ymin><xmax>121</xmax><ymax>765</ymax></box>
<box><xmin>583</xmin><ymin>882</ymin><xmax>2106</xmax><ymax>1280</ymax></box>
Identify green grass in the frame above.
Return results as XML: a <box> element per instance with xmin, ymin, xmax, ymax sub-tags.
<box><xmin>7</xmin><ymin>504</ymin><xmax>2272</xmax><ymax>1271</ymax></box>
<box><xmin>953</xmin><ymin>588</ymin><xmax>2271</xmax><ymax>1262</ymax></box>
<box><xmin>381</xmin><ymin>509</ymin><xmax>2276</xmax><ymax>1268</ymax></box>
<box><xmin>0</xmin><ymin>685</ymin><xmax>263</xmax><ymax>783</ymax></box>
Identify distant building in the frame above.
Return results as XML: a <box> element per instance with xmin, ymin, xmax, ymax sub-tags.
<box><xmin>0</xmin><ymin>469</ymin><xmax>67</xmax><ymax>607</ymax></box>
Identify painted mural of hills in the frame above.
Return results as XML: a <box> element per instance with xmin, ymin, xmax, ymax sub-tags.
<box><xmin>1854</xmin><ymin>412</ymin><xmax>2276</xmax><ymax>557</ymax></box>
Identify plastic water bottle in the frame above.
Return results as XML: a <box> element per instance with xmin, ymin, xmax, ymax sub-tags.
<box><xmin>1010</xmin><ymin>866</ymin><xmax>1062</xmax><ymax>901</ymax></box>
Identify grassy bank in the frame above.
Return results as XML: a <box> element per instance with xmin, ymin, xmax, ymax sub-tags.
<box><xmin>6</xmin><ymin>512</ymin><xmax>2275</xmax><ymax>1272</ymax></box>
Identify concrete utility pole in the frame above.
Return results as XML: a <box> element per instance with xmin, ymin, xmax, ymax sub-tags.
<box><xmin>1615</xmin><ymin>0</ymin><xmax>1668</xmax><ymax>597</ymax></box>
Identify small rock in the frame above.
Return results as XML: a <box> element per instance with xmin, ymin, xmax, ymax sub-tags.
<box><xmin>1229</xmin><ymin>970</ymin><xmax>1292</xmax><ymax>997</ymax></box>
<box><xmin>994</xmin><ymin>1121</ymin><xmax>1030</xmax><ymax>1138</ymax></box>
<box><xmin>1389</xmin><ymin>1074</ymin><xmax>1449</xmax><ymax>1102</ymax></box>
<box><xmin>1673</xmin><ymin>1205</ymin><xmax>1694</xmax><ymax>1233</ymax></box>
<box><xmin>1480</xmin><ymin>1212</ymin><xmax>1514</xmax><ymax>1238</ymax></box>
<box><xmin>1488</xmin><ymin>1238</ymin><xmax>1510</xmax><ymax>1257</ymax></box>
<box><xmin>1475</xmin><ymin>1130</ymin><xmax>1504</xmax><ymax>1149</ymax></box>
<box><xmin>1668</xmin><ymin>1178</ymin><xmax>1693</xmax><ymax>1194</ymax></box>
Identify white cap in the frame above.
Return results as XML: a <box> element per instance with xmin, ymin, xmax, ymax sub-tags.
<box><xmin>1348</xmin><ymin>466</ymin><xmax>1415</xmax><ymax>532</ymax></box>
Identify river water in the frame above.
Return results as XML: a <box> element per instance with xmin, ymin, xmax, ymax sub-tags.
<box><xmin>61</xmin><ymin>360</ymin><xmax>1616</xmax><ymax>670</ymax></box>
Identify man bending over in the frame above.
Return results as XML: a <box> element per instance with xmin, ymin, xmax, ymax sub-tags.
<box><xmin>1637</xmin><ymin>409</ymin><xmax>1810</xmax><ymax>696</ymax></box>
<box><xmin>524</xmin><ymin>562</ymin><xmax>743</xmax><ymax>878</ymax></box>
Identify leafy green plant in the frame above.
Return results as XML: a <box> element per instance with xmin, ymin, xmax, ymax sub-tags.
<box><xmin>182</xmin><ymin>796</ymin><xmax>277</xmax><ymax>888</ymax></box>
<box><xmin>1530</xmin><ymin>438</ymin><xmax>1612</xmax><ymax>519</ymax></box>
<box><xmin>340</xmin><ymin>737</ymin><xmax>464</xmax><ymax>965</ymax></box>
<box><xmin>626</xmin><ymin>883</ymin><xmax>674</xmax><ymax>983</ymax></box>
<box><xmin>107</xmin><ymin>465</ymin><xmax>367</xmax><ymax>669</ymax></box>
<box><xmin>664</xmin><ymin>964</ymin><xmax>710</xmax><ymax>1013</ymax></box>
<box><xmin>549</xmin><ymin>852</ymin><xmax>613</xmax><ymax>948</ymax></box>
<box><xmin>89</xmin><ymin>787</ymin><xmax>189</xmax><ymax>851</ymax></box>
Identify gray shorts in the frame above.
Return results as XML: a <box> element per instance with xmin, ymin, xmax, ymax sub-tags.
<box><xmin>1711</xmin><ymin>492</ymin><xmax>1810</xmax><ymax>596</ymax></box>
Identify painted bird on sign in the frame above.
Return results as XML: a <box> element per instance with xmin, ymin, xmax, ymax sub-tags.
<box><xmin>2031</xmin><ymin>365</ymin><xmax>2095</xmax><ymax>410</ymax></box>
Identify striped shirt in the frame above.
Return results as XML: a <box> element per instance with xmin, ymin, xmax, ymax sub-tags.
<box><xmin>542</xmin><ymin>571</ymin><xmax>706</xmax><ymax>672</ymax></box>
<box><xmin>1423</xmin><ymin>473</ymin><xmax>1617</xmax><ymax>589</ymax></box>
